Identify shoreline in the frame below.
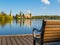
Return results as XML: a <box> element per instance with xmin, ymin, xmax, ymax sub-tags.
<box><xmin>0</xmin><ymin>34</ymin><xmax>40</xmax><ymax>37</ymax></box>
<box><xmin>0</xmin><ymin>34</ymin><xmax>32</xmax><ymax>37</ymax></box>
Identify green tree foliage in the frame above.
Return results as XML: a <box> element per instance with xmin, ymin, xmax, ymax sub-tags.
<box><xmin>0</xmin><ymin>11</ymin><xmax>13</xmax><ymax>20</ymax></box>
<box><xmin>32</xmin><ymin>16</ymin><xmax>60</xmax><ymax>19</ymax></box>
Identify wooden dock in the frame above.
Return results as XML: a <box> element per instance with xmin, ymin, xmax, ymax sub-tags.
<box><xmin>0</xmin><ymin>34</ymin><xmax>60</xmax><ymax>45</ymax></box>
<box><xmin>0</xmin><ymin>35</ymin><xmax>39</xmax><ymax>45</ymax></box>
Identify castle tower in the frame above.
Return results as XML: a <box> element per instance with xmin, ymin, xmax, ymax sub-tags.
<box><xmin>10</xmin><ymin>10</ymin><xmax>12</xmax><ymax>16</ymax></box>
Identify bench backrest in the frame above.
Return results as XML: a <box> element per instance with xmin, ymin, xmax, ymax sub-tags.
<box><xmin>42</xmin><ymin>20</ymin><xmax>60</xmax><ymax>43</ymax></box>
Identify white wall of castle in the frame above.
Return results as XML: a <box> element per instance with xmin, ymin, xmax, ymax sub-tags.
<box><xmin>24</xmin><ymin>13</ymin><xmax>32</xmax><ymax>18</ymax></box>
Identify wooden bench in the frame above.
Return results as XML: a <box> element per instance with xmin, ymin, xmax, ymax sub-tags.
<box><xmin>33</xmin><ymin>20</ymin><xmax>60</xmax><ymax>45</ymax></box>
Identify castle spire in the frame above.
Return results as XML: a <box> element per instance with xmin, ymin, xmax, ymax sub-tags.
<box><xmin>10</xmin><ymin>10</ymin><xmax>12</xmax><ymax>16</ymax></box>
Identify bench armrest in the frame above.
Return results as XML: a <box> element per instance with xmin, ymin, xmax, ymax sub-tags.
<box><xmin>32</xmin><ymin>19</ymin><xmax>45</xmax><ymax>38</ymax></box>
<box><xmin>33</xmin><ymin>28</ymin><xmax>42</xmax><ymax>38</ymax></box>
<box><xmin>33</xmin><ymin>28</ymin><xmax>41</xmax><ymax>32</ymax></box>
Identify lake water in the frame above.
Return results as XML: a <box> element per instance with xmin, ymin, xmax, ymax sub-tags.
<box><xmin>0</xmin><ymin>19</ymin><xmax>42</xmax><ymax>35</ymax></box>
<box><xmin>0</xmin><ymin>19</ymin><xmax>60</xmax><ymax>45</ymax></box>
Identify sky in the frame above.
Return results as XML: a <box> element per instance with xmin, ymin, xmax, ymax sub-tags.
<box><xmin>0</xmin><ymin>0</ymin><xmax>60</xmax><ymax>16</ymax></box>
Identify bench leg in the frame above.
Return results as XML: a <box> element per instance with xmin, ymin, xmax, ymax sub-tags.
<box><xmin>40</xmin><ymin>38</ymin><xmax>44</xmax><ymax>45</ymax></box>
<box><xmin>33</xmin><ymin>39</ymin><xmax>36</xmax><ymax>45</ymax></box>
<box><xmin>40</xmin><ymin>42</ymin><xmax>43</xmax><ymax>45</ymax></box>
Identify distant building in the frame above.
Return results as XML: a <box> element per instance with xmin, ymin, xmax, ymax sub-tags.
<box><xmin>24</xmin><ymin>13</ymin><xmax>32</xmax><ymax>19</ymax></box>
<box><xmin>15</xmin><ymin>12</ymin><xmax>32</xmax><ymax>19</ymax></box>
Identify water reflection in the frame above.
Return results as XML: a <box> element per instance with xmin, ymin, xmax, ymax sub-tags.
<box><xmin>0</xmin><ymin>19</ymin><xmax>13</xmax><ymax>27</ymax></box>
<box><xmin>16</xmin><ymin>19</ymin><xmax>31</xmax><ymax>27</ymax></box>
<box><xmin>0</xmin><ymin>19</ymin><xmax>42</xmax><ymax>35</ymax></box>
<box><xmin>0</xmin><ymin>19</ymin><xmax>32</xmax><ymax>27</ymax></box>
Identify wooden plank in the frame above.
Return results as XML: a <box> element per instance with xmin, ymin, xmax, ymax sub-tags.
<box><xmin>44</xmin><ymin>37</ymin><xmax>60</xmax><ymax>39</ymax></box>
<box><xmin>29</xmin><ymin>37</ymin><xmax>33</xmax><ymax>40</ymax></box>
<box><xmin>44</xmin><ymin>36</ymin><xmax>60</xmax><ymax>39</ymax></box>
<box><xmin>10</xmin><ymin>37</ymin><xmax>18</xmax><ymax>45</ymax></box>
<box><xmin>2</xmin><ymin>38</ymin><xmax>7</xmax><ymax>45</ymax></box>
<box><xmin>45</xmin><ymin>30</ymin><xmax>60</xmax><ymax>32</ymax></box>
<box><xmin>0</xmin><ymin>34</ymin><xmax>33</xmax><ymax>38</ymax></box>
<box><xmin>46</xmin><ymin>22</ymin><xmax>60</xmax><ymax>25</ymax></box>
<box><xmin>44</xmin><ymin>31</ymin><xmax>60</xmax><ymax>34</ymax></box>
<box><xmin>44</xmin><ymin>36</ymin><xmax>60</xmax><ymax>38</ymax></box>
<box><xmin>44</xmin><ymin>34</ymin><xmax>60</xmax><ymax>36</ymax></box>
<box><xmin>45</xmin><ymin>20</ymin><xmax>60</xmax><ymax>25</ymax></box>
<box><xmin>14</xmin><ymin>37</ymin><xmax>23</xmax><ymax>45</ymax></box>
<box><xmin>0</xmin><ymin>38</ymin><xmax>2</xmax><ymax>45</ymax></box>
<box><xmin>22</xmin><ymin>37</ymin><xmax>32</xmax><ymax>45</ymax></box>
<box><xmin>44</xmin><ymin>39</ymin><xmax>60</xmax><ymax>42</ymax></box>
<box><xmin>45</xmin><ymin>20</ymin><xmax>60</xmax><ymax>21</ymax></box>
<box><xmin>6</xmin><ymin>37</ymin><xmax>12</xmax><ymax>45</ymax></box>
<box><xmin>45</xmin><ymin>28</ymin><xmax>60</xmax><ymax>30</ymax></box>
<box><xmin>18</xmin><ymin>37</ymin><xmax>29</xmax><ymax>45</ymax></box>
<box><xmin>26</xmin><ymin>37</ymin><xmax>39</xmax><ymax>45</ymax></box>
<box><xmin>45</xmin><ymin>25</ymin><xmax>60</xmax><ymax>28</ymax></box>
<box><xmin>26</xmin><ymin>36</ymin><xmax>33</xmax><ymax>42</ymax></box>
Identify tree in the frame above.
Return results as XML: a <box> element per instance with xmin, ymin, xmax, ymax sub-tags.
<box><xmin>9</xmin><ymin>10</ymin><xmax>12</xmax><ymax>16</ymax></box>
<box><xmin>1</xmin><ymin>11</ymin><xmax>6</xmax><ymax>16</ymax></box>
<box><xmin>22</xmin><ymin>13</ymin><xmax>25</xmax><ymax>18</ymax></box>
<box><xmin>16</xmin><ymin>14</ymin><xmax>18</xmax><ymax>19</ymax></box>
<box><xmin>29</xmin><ymin>13</ymin><xmax>32</xmax><ymax>18</ymax></box>
<box><xmin>20</xmin><ymin>11</ymin><xmax>22</xmax><ymax>16</ymax></box>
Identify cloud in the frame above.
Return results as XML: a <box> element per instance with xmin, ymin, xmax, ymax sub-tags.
<box><xmin>41</xmin><ymin>0</ymin><xmax>50</xmax><ymax>5</ymax></box>
<box><xmin>57</xmin><ymin>0</ymin><xmax>60</xmax><ymax>3</ymax></box>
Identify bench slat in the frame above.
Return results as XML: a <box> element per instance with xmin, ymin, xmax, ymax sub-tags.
<box><xmin>45</xmin><ymin>20</ymin><xmax>60</xmax><ymax>25</ymax></box>
<box><xmin>45</xmin><ymin>28</ymin><xmax>60</xmax><ymax>30</ymax></box>
<box><xmin>45</xmin><ymin>25</ymin><xmax>60</xmax><ymax>28</ymax></box>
